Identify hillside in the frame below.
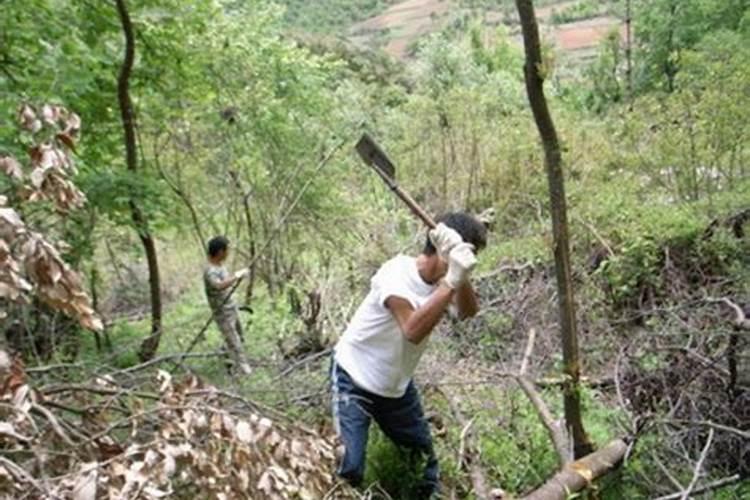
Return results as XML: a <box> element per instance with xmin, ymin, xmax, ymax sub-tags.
<box><xmin>280</xmin><ymin>0</ymin><xmax>625</xmax><ymax>64</ymax></box>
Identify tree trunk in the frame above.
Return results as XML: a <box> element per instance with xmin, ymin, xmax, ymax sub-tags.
<box><xmin>115</xmin><ymin>0</ymin><xmax>163</xmax><ymax>362</ymax></box>
<box><xmin>229</xmin><ymin>171</ymin><xmax>257</xmax><ymax>305</ymax></box>
<box><xmin>664</xmin><ymin>0</ymin><xmax>678</xmax><ymax>93</ymax></box>
<box><xmin>523</xmin><ymin>439</ymin><xmax>628</xmax><ymax>500</ymax></box>
<box><xmin>514</xmin><ymin>0</ymin><xmax>593</xmax><ymax>458</ymax></box>
<box><xmin>625</xmin><ymin>0</ymin><xmax>633</xmax><ymax>107</ymax></box>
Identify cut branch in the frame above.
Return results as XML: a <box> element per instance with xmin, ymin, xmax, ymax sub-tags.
<box><xmin>522</xmin><ymin>439</ymin><xmax>628</xmax><ymax>500</ymax></box>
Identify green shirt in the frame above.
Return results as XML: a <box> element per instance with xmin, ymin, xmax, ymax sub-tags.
<box><xmin>203</xmin><ymin>264</ymin><xmax>235</xmax><ymax>314</ymax></box>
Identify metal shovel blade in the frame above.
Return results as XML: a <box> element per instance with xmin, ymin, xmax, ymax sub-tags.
<box><xmin>354</xmin><ymin>132</ymin><xmax>436</xmax><ymax>228</ymax></box>
<box><xmin>355</xmin><ymin>133</ymin><xmax>396</xmax><ymax>181</ymax></box>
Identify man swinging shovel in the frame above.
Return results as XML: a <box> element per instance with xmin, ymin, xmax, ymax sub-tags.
<box><xmin>330</xmin><ymin>133</ymin><xmax>487</xmax><ymax>497</ymax></box>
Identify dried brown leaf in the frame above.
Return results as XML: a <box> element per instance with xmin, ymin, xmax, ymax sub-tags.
<box><xmin>0</xmin><ymin>156</ymin><xmax>23</xmax><ymax>180</ymax></box>
<box><xmin>57</xmin><ymin>132</ymin><xmax>77</xmax><ymax>152</ymax></box>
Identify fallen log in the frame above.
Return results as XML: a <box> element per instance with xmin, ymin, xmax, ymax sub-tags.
<box><xmin>522</xmin><ymin>438</ymin><xmax>628</xmax><ymax>500</ymax></box>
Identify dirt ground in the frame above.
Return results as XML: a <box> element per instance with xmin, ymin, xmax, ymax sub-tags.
<box><xmin>348</xmin><ymin>0</ymin><xmax>624</xmax><ymax>60</ymax></box>
<box><xmin>350</xmin><ymin>0</ymin><xmax>454</xmax><ymax>58</ymax></box>
<box><xmin>553</xmin><ymin>16</ymin><xmax>625</xmax><ymax>51</ymax></box>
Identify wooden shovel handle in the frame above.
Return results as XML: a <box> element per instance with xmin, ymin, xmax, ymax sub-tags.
<box><xmin>392</xmin><ymin>185</ymin><xmax>436</xmax><ymax>229</ymax></box>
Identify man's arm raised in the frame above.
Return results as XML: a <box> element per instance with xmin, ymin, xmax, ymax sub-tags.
<box><xmin>387</xmin><ymin>242</ymin><xmax>478</xmax><ymax>343</ymax></box>
<box><xmin>386</xmin><ymin>284</ymin><xmax>455</xmax><ymax>345</ymax></box>
<box><xmin>210</xmin><ymin>268</ymin><xmax>249</xmax><ymax>290</ymax></box>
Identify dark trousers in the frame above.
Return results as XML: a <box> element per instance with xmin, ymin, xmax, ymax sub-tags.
<box><xmin>330</xmin><ymin>360</ymin><xmax>439</xmax><ymax>495</ymax></box>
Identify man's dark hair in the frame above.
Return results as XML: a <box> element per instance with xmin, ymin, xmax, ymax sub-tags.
<box><xmin>207</xmin><ymin>236</ymin><xmax>229</xmax><ymax>257</ymax></box>
<box><xmin>423</xmin><ymin>212</ymin><xmax>487</xmax><ymax>255</ymax></box>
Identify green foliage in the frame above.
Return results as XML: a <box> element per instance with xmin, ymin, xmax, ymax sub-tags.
<box><xmin>550</xmin><ymin>0</ymin><xmax>603</xmax><ymax>25</ymax></box>
<box><xmin>579</xmin><ymin>184</ymin><xmax>749</xmax><ymax>309</ymax></box>
<box><xmin>633</xmin><ymin>0</ymin><xmax>749</xmax><ymax>92</ymax></box>
<box><xmin>481</xmin><ymin>389</ymin><xmax>559</xmax><ymax>493</ymax></box>
<box><xmin>478</xmin><ymin>385</ymin><xmax>624</xmax><ymax>495</ymax></box>
<box><xmin>364</xmin><ymin>427</ymin><xmax>428</xmax><ymax>498</ymax></box>
<box><xmin>583</xmin><ymin>29</ymin><xmax>625</xmax><ymax>112</ymax></box>
<box><xmin>276</xmin><ymin>0</ymin><xmax>393</xmax><ymax>33</ymax></box>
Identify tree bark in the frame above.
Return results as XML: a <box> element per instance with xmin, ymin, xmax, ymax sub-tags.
<box><xmin>664</xmin><ymin>0</ymin><xmax>678</xmax><ymax>93</ymax></box>
<box><xmin>115</xmin><ymin>0</ymin><xmax>163</xmax><ymax>361</ymax></box>
<box><xmin>522</xmin><ymin>439</ymin><xmax>628</xmax><ymax>500</ymax></box>
<box><xmin>514</xmin><ymin>0</ymin><xmax>593</xmax><ymax>458</ymax></box>
<box><xmin>229</xmin><ymin>171</ymin><xmax>257</xmax><ymax>305</ymax></box>
<box><xmin>625</xmin><ymin>0</ymin><xmax>633</xmax><ymax>107</ymax></box>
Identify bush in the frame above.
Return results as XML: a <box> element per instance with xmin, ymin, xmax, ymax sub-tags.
<box><xmin>364</xmin><ymin>427</ymin><xmax>428</xmax><ymax>497</ymax></box>
<box><xmin>550</xmin><ymin>0</ymin><xmax>602</xmax><ymax>25</ymax></box>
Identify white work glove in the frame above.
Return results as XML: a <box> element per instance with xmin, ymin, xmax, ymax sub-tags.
<box><xmin>429</xmin><ymin>223</ymin><xmax>463</xmax><ymax>259</ymax></box>
<box><xmin>443</xmin><ymin>242</ymin><xmax>477</xmax><ymax>289</ymax></box>
<box><xmin>234</xmin><ymin>268</ymin><xmax>250</xmax><ymax>280</ymax></box>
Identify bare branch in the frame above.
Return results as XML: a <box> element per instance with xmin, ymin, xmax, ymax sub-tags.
<box><xmin>515</xmin><ymin>376</ymin><xmax>571</xmax><ymax>466</ymax></box>
<box><xmin>657</xmin><ymin>418</ymin><xmax>750</xmax><ymax>440</ymax></box>
<box><xmin>514</xmin><ymin>328</ymin><xmax>571</xmax><ymax>465</ymax></box>
<box><xmin>432</xmin><ymin>387</ymin><xmax>490</xmax><ymax>499</ymax></box>
<box><xmin>679</xmin><ymin>428</ymin><xmax>714</xmax><ymax>500</ymax></box>
<box><xmin>652</xmin><ymin>474</ymin><xmax>743</xmax><ymax>500</ymax></box>
<box><xmin>30</xmin><ymin>402</ymin><xmax>75</xmax><ymax>447</ymax></box>
<box><xmin>709</xmin><ymin>297</ymin><xmax>750</xmax><ymax>330</ymax></box>
<box><xmin>653</xmin><ymin>453</ymin><xmax>684</xmax><ymax>492</ymax></box>
<box><xmin>519</xmin><ymin>328</ymin><xmax>536</xmax><ymax>376</ymax></box>
<box><xmin>0</xmin><ymin>456</ymin><xmax>47</xmax><ymax>495</ymax></box>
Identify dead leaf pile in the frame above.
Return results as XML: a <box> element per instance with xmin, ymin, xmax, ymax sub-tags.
<box><xmin>1</xmin><ymin>104</ymin><xmax>101</xmax><ymax>331</ymax></box>
<box><xmin>15</xmin><ymin>104</ymin><xmax>86</xmax><ymax>213</ymax></box>
<box><xmin>0</xmin><ymin>361</ymin><xmax>352</xmax><ymax>499</ymax></box>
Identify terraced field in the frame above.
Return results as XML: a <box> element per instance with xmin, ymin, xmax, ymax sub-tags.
<box><xmin>346</xmin><ymin>0</ymin><xmax>624</xmax><ymax>62</ymax></box>
<box><xmin>349</xmin><ymin>0</ymin><xmax>455</xmax><ymax>58</ymax></box>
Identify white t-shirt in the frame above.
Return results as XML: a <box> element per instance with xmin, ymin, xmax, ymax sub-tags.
<box><xmin>334</xmin><ymin>254</ymin><xmax>437</xmax><ymax>398</ymax></box>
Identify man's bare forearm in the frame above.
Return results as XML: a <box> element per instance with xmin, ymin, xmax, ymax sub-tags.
<box><xmin>216</xmin><ymin>276</ymin><xmax>238</xmax><ymax>290</ymax></box>
<box><xmin>387</xmin><ymin>285</ymin><xmax>455</xmax><ymax>345</ymax></box>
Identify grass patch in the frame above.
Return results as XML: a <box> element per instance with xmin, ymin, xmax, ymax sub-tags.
<box><xmin>550</xmin><ymin>0</ymin><xmax>603</xmax><ymax>25</ymax></box>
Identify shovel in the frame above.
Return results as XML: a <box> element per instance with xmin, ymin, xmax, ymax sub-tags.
<box><xmin>355</xmin><ymin>133</ymin><xmax>436</xmax><ymax>229</ymax></box>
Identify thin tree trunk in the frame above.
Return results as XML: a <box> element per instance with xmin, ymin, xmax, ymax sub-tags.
<box><xmin>115</xmin><ymin>0</ymin><xmax>163</xmax><ymax>362</ymax></box>
<box><xmin>514</xmin><ymin>0</ymin><xmax>593</xmax><ymax>458</ymax></box>
<box><xmin>153</xmin><ymin>148</ymin><xmax>205</xmax><ymax>249</ymax></box>
<box><xmin>664</xmin><ymin>1</ymin><xmax>678</xmax><ymax>93</ymax></box>
<box><xmin>625</xmin><ymin>0</ymin><xmax>633</xmax><ymax>107</ymax></box>
<box><xmin>229</xmin><ymin>171</ymin><xmax>257</xmax><ymax>305</ymax></box>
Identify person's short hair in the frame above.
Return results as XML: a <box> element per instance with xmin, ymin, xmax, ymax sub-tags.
<box><xmin>207</xmin><ymin>236</ymin><xmax>229</xmax><ymax>257</ymax></box>
<box><xmin>423</xmin><ymin>212</ymin><xmax>488</xmax><ymax>256</ymax></box>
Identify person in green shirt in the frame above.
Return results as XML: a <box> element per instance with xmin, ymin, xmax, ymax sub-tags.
<box><xmin>203</xmin><ymin>236</ymin><xmax>252</xmax><ymax>375</ymax></box>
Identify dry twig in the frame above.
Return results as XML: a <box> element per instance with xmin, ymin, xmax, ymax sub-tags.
<box><xmin>678</xmin><ymin>428</ymin><xmax>714</xmax><ymax>500</ymax></box>
<box><xmin>514</xmin><ymin>329</ymin><xmax>571</xmax><ymax>466</ymax></box>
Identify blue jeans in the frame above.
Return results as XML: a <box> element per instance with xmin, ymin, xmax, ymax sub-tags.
<box><xmin>330</xmin><ymin>360</ymin><xmax>439</xmax><ymax>496</ymax></box>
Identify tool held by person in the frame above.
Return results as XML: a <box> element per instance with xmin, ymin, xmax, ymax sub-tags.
<box><xmin>355</xmin><ymin>133</ymin><xmax>437</xmax><ymax>229</ymax></box>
